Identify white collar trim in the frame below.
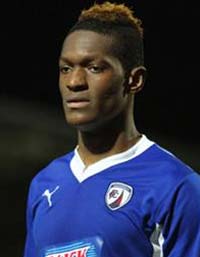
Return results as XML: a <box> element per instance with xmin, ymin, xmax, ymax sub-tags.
<box><xmin>70</xmin><ymin>135</ymin><xmax>154</xmax><ymax>183</ymax></box>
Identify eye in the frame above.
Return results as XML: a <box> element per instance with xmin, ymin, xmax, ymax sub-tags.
<box><xmin>59</xmin><ymin>65</ymin><xmax>72</xmax><ymax>74</ymax></box>
<box><xmin>88</xmin><ymin>65</ymin><xmax>106</xmax><ymax>74</ymax></box>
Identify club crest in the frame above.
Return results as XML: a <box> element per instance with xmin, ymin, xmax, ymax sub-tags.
<box><xmin>105</xmin><ymin>182</ymin><xmax>133</xmax><ymax>210</ymax></box>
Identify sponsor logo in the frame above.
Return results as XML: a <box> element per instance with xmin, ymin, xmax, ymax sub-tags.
<box><xmin>43</xmin><ymin>236</ymin><xmax>103</xmax><ymax>257</ymax></box>
<box><xmin>46</xmin><ymin>246</ymin><xmax>89</xmax><ymax>257</ymax></box>
<box><xmin>105</xmin><ymin>182</ymin><xmax>133</xmax><ymax>210</ymax></box>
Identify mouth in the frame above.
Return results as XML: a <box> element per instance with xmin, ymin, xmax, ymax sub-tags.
<box><xmin>65</xmin><ymin>98</ymin><xmax>90</xmax><ymax>108</ymax></box>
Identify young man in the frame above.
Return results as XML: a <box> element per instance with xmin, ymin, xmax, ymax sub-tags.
<box><xmin>24</xmin><ymin>2</ymin><xmax>200</xmax><ymax>257</ymax></box>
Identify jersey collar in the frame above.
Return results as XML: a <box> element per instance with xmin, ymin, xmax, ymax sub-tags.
<box><xmin>70</xmin><ymin>134</ymin><xmax>154</xmax><ymax>183</ymax></box>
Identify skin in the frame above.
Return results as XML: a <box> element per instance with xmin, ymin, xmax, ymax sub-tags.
<box><xmin>59</xmin><ymin>30</ymin><xmax>146</xmax><ymax>166</ymax></box>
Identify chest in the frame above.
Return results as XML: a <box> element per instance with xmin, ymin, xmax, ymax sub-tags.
<box><xmin>33</xmin><ymin>169</ymin><xmax>157</xmax><ymax>256</ymax></box>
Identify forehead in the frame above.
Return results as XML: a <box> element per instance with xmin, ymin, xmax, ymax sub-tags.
<box><xmin>60</xmin><ymin>30</ymin><xmax>115</xmax><ymax>59</ymax></box>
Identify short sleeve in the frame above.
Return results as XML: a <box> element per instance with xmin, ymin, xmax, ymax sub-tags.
<box><xmin>163</xmin><ymin>173</ymin><xmax>200</xmax><ymax>257</ymax></box>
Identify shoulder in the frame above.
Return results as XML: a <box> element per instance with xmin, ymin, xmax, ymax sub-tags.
<box><xmin>27</xmin><ymin>151</ymin><xmax>74</xmax><ymax>200</ymax></box>
<box><xmin>34</xmin><ymin>151</ymin><xmax>74</xmax><ymax>180</ymax></box>
<box><xmin>144</xmin><ymin>141</ymin><xmax>197</xmax><ymax>183</ymax></box>
<box><xmin>175</xmin><ymin>171</ymin><xmax>200</xmax><ymax>200</ymax></box>
<box><xmin>144</xmin><ymin>141</ymin><xmax>200</xmax><ymax>219</ymax></box>
<box><xmin>138</xmin><ymin>138</ymin><xmax>200</xmax><ymax>207</ymax></box>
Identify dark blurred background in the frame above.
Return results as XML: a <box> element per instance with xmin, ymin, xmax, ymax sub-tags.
<box><xmin>1</xmin><ymin>0</ymin><xmax>199</xmax><ymax>256</ymax></box>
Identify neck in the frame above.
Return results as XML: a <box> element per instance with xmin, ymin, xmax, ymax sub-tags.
<box><xmin>76</xmin><ymin>111</ymin><xmax>141</xmax><ymax>167</ymax></box>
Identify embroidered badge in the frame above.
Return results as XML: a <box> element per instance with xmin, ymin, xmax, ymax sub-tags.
<box><xmin>105</xmin><ymin>182</ymin><xmax>133</xmax><ymax>210</ymax></box>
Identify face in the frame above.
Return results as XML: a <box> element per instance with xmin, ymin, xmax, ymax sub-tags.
<box><xmin>59</xmin><ymin>30</ymin><xmax>129</xmax><ymax>131</ymax></box>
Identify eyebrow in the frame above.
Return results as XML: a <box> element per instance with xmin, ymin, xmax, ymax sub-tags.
<box><xmin>59</xmin><ymin>56</ymin><xmax>73</xmax><ymax>65</ymax></box>
<box><xmin>59</xmin><ymin>55</ymin><xmax>109</xmax><ymax>66</ymax></box>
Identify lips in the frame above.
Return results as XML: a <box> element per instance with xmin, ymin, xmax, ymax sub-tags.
<box><xmin>65</xmin><ymin>97</ymin><xmax>90</xmax><ymax>108</ymax></box>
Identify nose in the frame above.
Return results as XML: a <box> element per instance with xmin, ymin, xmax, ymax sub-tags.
<box><xmin>66</xmin><ymin>67</ymin><xmax>88</xmax><ymax>92</ymax></box>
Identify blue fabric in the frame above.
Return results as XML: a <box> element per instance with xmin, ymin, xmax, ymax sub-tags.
<box><xmin>23</xmin><ymin>144</ymin><xmax>200</xmax><ymax>257</ymax></box>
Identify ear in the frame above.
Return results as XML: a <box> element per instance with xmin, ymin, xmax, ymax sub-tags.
<box><xmin>127</xmin><ymin>66</ymin><xmax>147</xmax><ymax>94</ymax></box>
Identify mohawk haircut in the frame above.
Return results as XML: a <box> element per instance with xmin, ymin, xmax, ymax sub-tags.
<box><xmin>68</xmin><ymin>2</ymin><xmax>144</xmax><ymax>72</ymax></box>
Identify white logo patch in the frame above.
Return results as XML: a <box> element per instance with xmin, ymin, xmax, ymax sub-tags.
<box><xmin>105</xmin><ymin>182</ymin><xmax>133</xmax><ymax>210</ymax></box>
<box><xmin>42</xmin><ymin>186</ymin><xmax>60</xmax><ymax>207</ymax></box>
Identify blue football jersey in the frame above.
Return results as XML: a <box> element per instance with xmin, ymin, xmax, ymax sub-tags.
<box><xmin>23</xmin><ymin>135</ymin><xmax>200</xmax><ymax>257</ymax></box>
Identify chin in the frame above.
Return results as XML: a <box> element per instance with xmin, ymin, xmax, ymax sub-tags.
<box><xmin>65</xmin><ymin>115</ymin><xmax>93</xmax><ymax>130</ymax></box>
<box><xmin>69</xmin><ymin>118</ymin><xmax>114</xmax><ymax>133</ymax></box>
<box><xmin>75</xmin><ymin>123</ymin><xmax>99</xmax><ymax>132</ymax></box>
<box><xmin>64</xmin><ymin>110</ymin><xmax>113</xmax><ymax>132</ymax></box>
<box><xmin>65</xmin><ymin>116</ymin><xmax>100</xmax><ymax>132</ymax></box>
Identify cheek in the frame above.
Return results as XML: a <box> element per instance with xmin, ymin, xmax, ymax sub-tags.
<box><xmin>92</xmin><ymin>75</ymin><xmax>125</xmax><ymax>100</ymax></box>
<box><xmin>89</xmin><ymin>77</ymin><xmax>126</xmax><ymax>115</ymax></box>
